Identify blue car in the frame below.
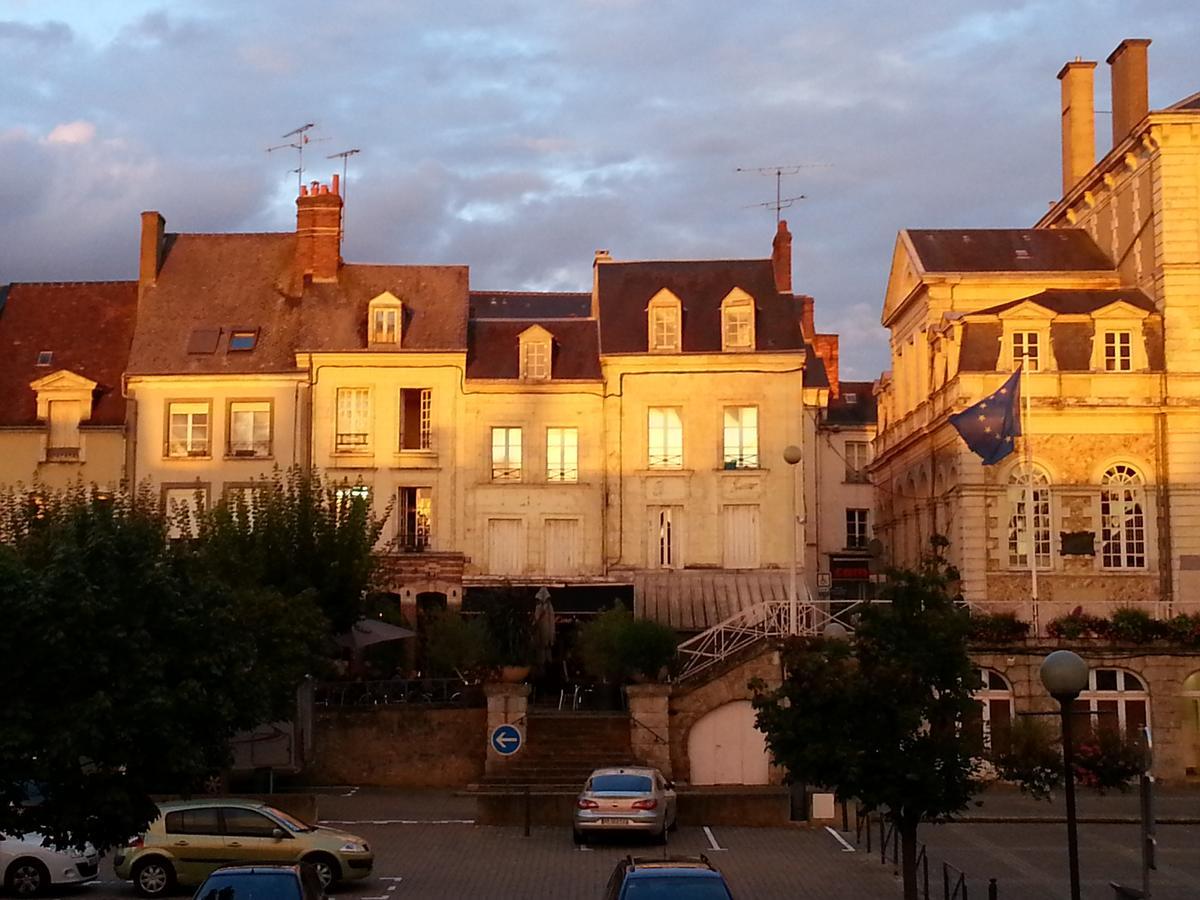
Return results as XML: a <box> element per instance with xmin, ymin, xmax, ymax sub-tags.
<box><xmin>603</xmin><ymin>856</ymin><xmax>734</xmax><ymax>899</ymax></box>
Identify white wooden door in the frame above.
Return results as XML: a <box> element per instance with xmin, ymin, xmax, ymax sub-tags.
<box><xmin>487</xmin><ymin>518</ymin><xmax>524</xmax><ymax>575</ymax></box>
<box><xmin>722</xmin><ymin>505</ymin><xmax>760</xmax><ymax>569</ymax></box>
<box><xmin>688</xmin><ymin>700</ymin><xmax>770</xmax><ymax>785</ymax></box>
<box><xmin>544</xmin><ymin>518</ymin><xmax>580</xmax><ymax>576</ymax></box>
<box><xmin>48</xmin><ymin>400</ymin><xmax>80</xmax><ymax>450</ymax></box>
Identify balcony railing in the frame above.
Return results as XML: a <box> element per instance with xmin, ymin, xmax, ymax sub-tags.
<box><xmin>45</xmin><ymin>446</ymin><xmax>80</xmax><ymax>461</ymax></box>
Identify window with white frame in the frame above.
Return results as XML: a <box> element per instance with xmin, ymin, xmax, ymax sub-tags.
<box><xmin>846</xmin><ymin>508</ymin><xmax>869</xmax><ymax>549</ymax></box>
<box><xmin>368</xmin><ymin>293</ymin><xmax>402</xmax><ymax>345</ymax></box>
<box><xmin>651</xmin><ymin>507</ymin><xmax>680</xmax><ymax>568</ymax></box>
<box><xmin>647</xmin><ymin>408</ymin><xmax>683</xmax><ymax>469</ymax></box>
<box><xmin>1074</xmin><ymin>669</ymin><xmax>1149</xmax><ymax>740</ymax></box>
<box><xmin>650</xmin><ymin>304</ymin><xmax>680</xmax><ymax>352</ymax></box>
<box><xmin>335</xmin><ymin>388</ymin><xmax>371</xmax><ymax>450</ymax></box>
<box><xmin>397</xmin><ymin>486</ymin><xmax>432</xmax><ymax>551</ymax></box>
<box><xmin>721</xmin><ymin>300</ymin><xmax>754</xmax><ymax>350</ymax></box>
<box><xmin>546</xmin><ymin>427</ymin><xmax>579</xmax><ymax>482</ymax></box>
<box><xmin>722</xmin><ymin>406</ymin><xmax>758</xmax><ymax>469</ymax></box>
<box><xmin>1008</xmin><ymin>465</ymin><xmax>1052</xmax><ymax>569</ymax></box>
<box><xmin>971</xmin><ymin>669</ymin><xmax>1013</xmax><ymax>753</ymax></box>
<box><xmin>333</xmin><ymin>484</ymin><xmax>370</xmax><ymax>523</ymax></box>
<box><xmin>1100</xmin><ymin>464</ymin><xmax>1146</xmax><ymax>568</ymax></box>
<box><xmin>167</xmin><ymin>401</ymin><xmax>211</xmax><ymax>457</ymax></box>
<box><xmin>1103</xmin><ymin>331</ymin><xmax>1133</xmax><ymax>371</ymax></box>
<box><xmin>1013</xmin><ymin>331</ymin><xmax>1040</xmax><ymax>372</ymax></box>
<box><xmin>845</xmin><ymin>441</ymin><xmax>870</xmax><ymax>483</ymax></box>
<box><xmin>228</xmin><ymin>401</ymin><xmax>272</xmax><ymax>457</ymax></box>
<box><xmin>520</xmin><ymin>337</ymin><xmax>551</xmax><ymax>381</ymax></box>
<box><xmin>398</xmin><ymin>388</ymin><xmax>432</xmax><ymax>451</ymax></box>
<box><xmin>491</xmin><ymin>427</ymin><xmax>523</xmax><ymax>481</ymax></box>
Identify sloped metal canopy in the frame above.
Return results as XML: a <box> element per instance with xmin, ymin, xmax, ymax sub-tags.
<box><xmin>634</xmin><ymin>569</ymin><xmax>792</xmax><ymax>632</ymax></box>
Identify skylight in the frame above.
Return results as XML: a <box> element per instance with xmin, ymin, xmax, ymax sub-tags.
<box><xmin>228</xmin><ymin>329</ymin><xmax>259</xmax><ymax>352</ymax></box>
<box><xmin>187</xmin><ymin>328</ymin><xmax>221</xmax><ymax>355</ymax></box>
<box><xmin>35</xmin><ymin>350</ymin><xmax>53</xmax><ymax>367</ymax></box>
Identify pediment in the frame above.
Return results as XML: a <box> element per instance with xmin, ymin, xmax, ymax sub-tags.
<box><xmin>28</xmin><ymin>369</ymin><xmax>98</xmax><ymax>393</ymax></box>
<box><xmin>720</xmin><ymin>286</ymin><xmax>754</xmax><ymax>308</ymax></box>
<box><xmin>995</xmin><ymin>301</ymin><xmax>1058</xmax><ymax>322</ymax></box>
<box><xmin>518</xmin><ymin>324</ymin><xmax>554</xmax><ymax>342</ymax></box>
<box><xmin>881</xmin><ymin>232</ymin><xmax>926</xmax><ymax>327</ymax></box>
<box><xmin>646</xmin><ymin>288</ymin><xmax>682</xmax><ymax>310</ymax></box>
<box><xmin>369</xmin><ymin>290</ymin><xmax>402</xmax><ymax>307</ymax></box>
<box><xmin>1091</xmin><ymin>300</ymin><xmax>1152</xmax><ymax>320</ymax></box>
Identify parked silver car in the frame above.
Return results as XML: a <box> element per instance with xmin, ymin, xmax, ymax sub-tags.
<box><xmin>573</xmin><ymin>767</ymin><xmax>677</xmax><ymax>845</ymax></box>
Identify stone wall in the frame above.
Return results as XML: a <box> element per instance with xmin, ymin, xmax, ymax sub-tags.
<box><xmin>307</xmin><ymin>706</ymin><xmax>486</xmax><ymax>788</ymax></box>
<box><xmin>971</xmin><ymin>643</ymin><xmax>1200</xmax><ymax>781</ymax></box>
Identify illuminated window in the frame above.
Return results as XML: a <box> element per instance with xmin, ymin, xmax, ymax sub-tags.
<box><xmin>491</xmin><ymin>427</ymin><xmax>523</xmax><ymax>481</ymax></box>
<box><xmin>647</xmin><ymin>289</ymin><xmax>682</xmax><ymax>353</ymax></box>
<box><xmin>647</xmin><ymin>408</ymin><xmax>683</xmax><ymax>469</ymax></box>
<box><xmin>546</xmin><ymin>427</ymin><xmax>578</xmax><ymax>482</ymax></box>
<box><xmin>397</xmin><ymin>486</ymin><xmax>432</xmax><ymax>551</ymax></box>
<box><xmin>336</xmin><ymin>388</ymin><xmax>371</xmax><ymax>451</ymax></box>
<box><xmin>1008</xmin><ymin>465</ymin><xmax>1052</xmax><ymax>569</ymax></box>
<box><xmin>166</xmin><ymin>402</ymin><xmax>210</xmax><ymax>457</ymax></box>
<box><xmin>722</xmin><ymin>406</ymin><xmax>758</xmax><ymax>468</ymax></box>
<box><xmin>521</xmin><ymin>338</ymin><xmax>550</xmax><ymax>381</ymax></box>
<box><xmin>367</xmin><ymin>292</ymin><xmax>403</xmax><ymax>346</ymax></box>
<box><xmin>228</xmin><ymin>401</ymin><xmax>271</xmax><ymax>457</ymax></box>
<box><xmin>720</xmin><ymin>290</ymin><xmax>755</xmax><ymax>350</ymax></box>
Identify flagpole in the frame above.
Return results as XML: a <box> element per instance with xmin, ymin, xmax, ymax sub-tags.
<box><xmin>1023</xmin><ymin>362</ymin><xmax>1039</xmax><ymax>632</ymax></box>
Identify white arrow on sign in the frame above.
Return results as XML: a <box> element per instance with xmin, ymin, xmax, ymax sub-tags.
<box><xmin>495</xmin><ymin>731</ymin><xmax>519</xmax><ymax>750</ymax></box>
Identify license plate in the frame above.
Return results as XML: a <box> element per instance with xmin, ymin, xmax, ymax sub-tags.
<box><xmin>601</xmin><ymin>818</ymin><xmax>631</xmax><ymax>825</ymax></box>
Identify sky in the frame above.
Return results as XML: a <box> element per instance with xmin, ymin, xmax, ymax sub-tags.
<box><xmin>1</xmin><ymin>2</ymin><xmax>1197</xmax><ymax>379</ymax></box>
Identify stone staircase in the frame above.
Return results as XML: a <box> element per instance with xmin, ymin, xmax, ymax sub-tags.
<box><xmin>473</xmin><ymin>710</ymin><xmax>635</xmax><ymax>792</ymax></box>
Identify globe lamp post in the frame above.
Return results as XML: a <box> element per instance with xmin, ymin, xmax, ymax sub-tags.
<box><xmin>1040</xmin><ymin>649</ymin><xmax>1090</xmax><ymax>900</ymax></box>
<box><xmin>783</xmin><ymin>445</ymin><xmax>802</xmax><ymax>635</ymax></box>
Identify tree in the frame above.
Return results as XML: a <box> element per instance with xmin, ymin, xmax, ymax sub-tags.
<box><xmin>752</xmin><ymin>543</ymin><xmax>980</xmax><ymax>900</ymax></box>
<box><xmin>0</xmin><ymin>482</ymin><xmax>327</xmax><ymax>852</ymax></box>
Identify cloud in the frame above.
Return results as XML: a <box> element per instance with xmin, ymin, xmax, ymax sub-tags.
<box><xmin>45</xmin><ymin>120</ymin><xmax>96</xmax><ymax>144</ymax></box>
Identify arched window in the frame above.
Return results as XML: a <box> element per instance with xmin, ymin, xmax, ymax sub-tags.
<box><xmin>646</xmin><ymin>289</ymin><xmax>682</xmax><ymax>353</ymax></box>
<box><xmin>1075</xmin><ymin>668</ymin><xmax>1149</xmax><ymax>739</ymax></box>
<box><xmin>1008</xmin><ymin>465</ymin><xmax>1051</xmax><ymax>569</ymax></box>
<box><xmin>720</xmin><ymin>289</ymin><xmax>755</xmax><ymax>351</ymax></box>
<box><xmin>1184</xmin><ymin>672</ymin><xmax>1200</xmax><ymax>776</ymax></box>
<box><xmin>1100</xmin><ymin>465</ymin><xmax>1147</xmax><ymax>569</ymax></box>
<box><xmin>971</xmin><ymin>669</ymin><xmax>1013</xmax><ymax>753</ymax></box>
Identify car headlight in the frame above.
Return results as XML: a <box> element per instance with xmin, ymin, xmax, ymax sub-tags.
<box><xmin>339</xmin><ymin>841</ymin><xmax>366</xmax><ymax>853</ymax></box>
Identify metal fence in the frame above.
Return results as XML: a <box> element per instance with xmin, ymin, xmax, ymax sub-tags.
<box><xmin>314</xmin><ymin>677</ymin><xmax>484</xmax><ymax>708</ymax></box>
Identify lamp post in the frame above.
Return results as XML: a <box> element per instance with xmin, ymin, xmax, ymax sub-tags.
<box><xmin>1040</xmin><ymin>649</ymin><xmax>1090</xmax><ymax>900</ymax></box>
<box><xmin>783</xmin><ymin>445</ymin><xmax>802</xmax><ymax>636</ymax></box>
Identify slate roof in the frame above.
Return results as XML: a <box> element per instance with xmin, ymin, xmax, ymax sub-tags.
<box><xmin>802</xmin><ymin>344</ymin><xmax>829</xmax><ymax>389</ymax></box>
<box><xmin>127</xmin><ymin>233</ymin><xmax>469</xmax><ymax>376</ymax></box>
<box><xmin>469</xmin><ymin>291</ymin><xmax>591</xmax><ymax>320</ymax></box>
<box><xmin>906</xmin><ymin>229</ymin><xmax>1113</xmax><ymax>273</ymax></box>
<box><xmin>826</xmin><ymin>381</ymin><xmax>878</xmax><ymax>426</ymax></box>
<box><xmin>466</xmin><ymin>319</ymin><xmax>601</xmax><ymax>380</ymax></box>
<box><xmin>974</xmin><ymin>288</ymin><xmax>1157</xmax><ymax>317</ymax></box>
<box><xmin>1168</xmin><ymin>91</ymin><xmax>1200</xmax><ymax>111</ymax></box>
<box><xmin>595</xmin><ymin>259</ymin><xmax>803</xmax><ymax>354</ymax></box>
<box><xmin>0</xmin><ymin>281</ymin><xmax>137</xmax><ymax>426</ymax></box>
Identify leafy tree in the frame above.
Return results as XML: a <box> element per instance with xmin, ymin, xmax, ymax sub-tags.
<box><xmin>752</xmin><ymin>543</ymin><xmax>981</xmax><ymax>900</ymax></box>
<box><xmin>0</xmin><ymin>482</ymin><xmax>327</xmax><ymax>852</ymax></box>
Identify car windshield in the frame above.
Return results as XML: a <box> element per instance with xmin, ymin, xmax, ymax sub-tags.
<box><xmin>265</xmin><ymin>807</ymin><xmax>315</xmax><ymax>833</ymax></box>
<box><xmin>623</xmin><ymin>876</ymin><xmax>731</xmax><ymax>899</ymax></box>
<box><xmin>591</xmin><ymin>774</ymin><xmax>653</xmax><ymax>794</ymax></box>
<box><xmin>197</xmin><ymin>872</ymin><xmax>301</xmax><ymax>900</ymax></box>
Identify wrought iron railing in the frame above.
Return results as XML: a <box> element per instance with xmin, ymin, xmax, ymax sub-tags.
<box><xmin>314</xmin><ymin>677</ymin><xmax>483</xmax><ymax>708</ymax></box>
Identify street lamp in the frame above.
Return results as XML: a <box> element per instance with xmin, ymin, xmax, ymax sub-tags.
<box><xmin>1040</xmin><ymin>649</ymin><xmax>1090</xmax><ymax>900</ymax></box>
<box><xmin>783</xmin><ymin>445</ymin><xmax>802</xmax><ymax>636</ymax></box>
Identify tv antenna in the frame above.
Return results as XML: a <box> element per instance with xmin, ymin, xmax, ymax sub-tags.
<box><xmin>736</xmin><ymin>163</ymin><xmax>832</xmax><ymax>224</ymax></box>
<box><xmin>327</xmin><ymin>148</ymin><xmax>361</xmax><ymax>236</ymax></box>
<box><xmin>267</xmin><ymin>123</ymin><xmax>330</xmax><ymax>194</ymax></box>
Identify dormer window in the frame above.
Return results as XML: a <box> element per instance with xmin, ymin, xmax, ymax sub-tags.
<box><xmin>1104</xmin><ymin>331</ymin><xmax>1132</xmax><ymax>371</ymax></box>
<box><xmin>518</xmin><ymin>325</ymin><xmax>553</xmax><ymax>382</ymax></box>
<box><xmin>367</xmin><ymin>291</ymin><xmax>403</xmax><ymax>347</ymax></box>
<box><xmin>1013</xmin><ymin>331</ymin><xmax>1040</xmax><ymax>371</ymax></box>
<box><xmin>720</xmin><ymin>289</ymin><xmax>755</xmax><ymax>350</ymax></box>
<box><xmin>647</xmin><ymin>289</ymin><xmax>682</xmax><ymax>353</ymax></box>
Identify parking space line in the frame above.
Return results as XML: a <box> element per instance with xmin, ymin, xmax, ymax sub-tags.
<box><xmin>824</xmin><ymin>826</ymin><xmax>855</xmax><ymax>852</ymax></box>
<box><xmin>702</xmin><ymin>825</ymin><xmax>726</xmax><ymax>851</ymax></box>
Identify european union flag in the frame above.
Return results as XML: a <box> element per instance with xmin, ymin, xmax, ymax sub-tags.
<box><xmin>949</xmin><ymin>368</ymin><xmax>1022</xmax><ymax>465</ymax></box>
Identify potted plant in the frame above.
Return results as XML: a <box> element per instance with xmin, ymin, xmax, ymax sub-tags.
<box><xmin>966</xmin><ymin>610</ymin><xmax>1030</xmax><ymax>644</ymax></box>
<box><xmin>424</xmin><ymin>609</ymin><xmax>490</xmax><ymax>678</ymax></box>
<box><xmin>476</xmin><ymin>586</ymin><xmax>537</xmax><ymax>682</ymax></box>
<box><xmin>578</xmin><ymin>605</ymin><xmax>679</xmax><ymax>699</ymax></box>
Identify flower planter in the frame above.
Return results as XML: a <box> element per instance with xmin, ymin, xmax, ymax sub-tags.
<box><xmin>498</xmin><ymin>665</ymin><xmax>531</xmax><ymax>684</ymax></box>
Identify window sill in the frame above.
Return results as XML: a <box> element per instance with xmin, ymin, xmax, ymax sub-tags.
<box><xmin>639</xmin><ymin>468</ymin><xmax>692</xmax><ymax>476</ymax></box>
<box><xmin>717</xmin><ymin>466</ymin><xmax>767</xmax><ymax>473</ymax></box>
<box><xmin>164</xmin><ymin>454</ymin><xmax>212</xmax><ymax>461</ymax></box>
<box><xmin>225</xmin><ymin>454</ymin><xmax>274</xmax><ymax>461</ymax></box>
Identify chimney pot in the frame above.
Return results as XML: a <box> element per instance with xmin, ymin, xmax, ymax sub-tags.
<box><xmin>1107</xmin><ymin>38</ymin><xmax>1151</xmax><ymax>147</ymax></box>
<box><xmin>332</xmin><ymin>173</ymin><xmax>340</xmax><ymax>196</ymax></box>
<box><xmin>1057</xmin><ymin>59</ymin><xmax>1097</xmax><ymax>194</ymax></box>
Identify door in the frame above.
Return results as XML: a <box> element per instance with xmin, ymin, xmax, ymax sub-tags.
<box><xmin>722</xmin><ymin>505</ymin><xmax>760</xmax><ymax>569</ymax></box>
<box><xmin>544</xmin><ymin>518</ymin><xmax>580</xmax><ymax>575</ymax></box>
<box><xmin>161</xmin><ymin>807</ymin><xmax>225</xmax><ymax>883</ymax></box>
<box><xmin>688</xmin><ymin>700</ymin><xmax>770</xmax><ymax>785</ymax></box>
<box><xmin>220</xmin><ymin>807</ymin><xmax>295</xmax><ymax>865</ymax></box>
<box><xmin>487</xmin><ymin>518</ymin><xmax>524</xmax><ymax>575</ymax></box>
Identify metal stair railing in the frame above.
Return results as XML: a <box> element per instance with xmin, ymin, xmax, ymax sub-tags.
<box><xmin>675</xmin><ymin>588</ymin><xmax>879</xmax><ymax>681</ymax></box>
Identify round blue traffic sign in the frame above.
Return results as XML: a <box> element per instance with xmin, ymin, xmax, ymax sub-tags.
<box><xmin>490</xmin><ymin>723</ymin><xmax>523</xmax><ymax>756</ymax></box>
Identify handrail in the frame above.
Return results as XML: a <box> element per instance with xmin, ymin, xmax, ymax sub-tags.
<box><xmin>630</xmin><ymin>715</ymin><xmax>670</xmax><ymax>745</ymax></box>
<box><xmin>313</xmin><ymin>677</ymin><xmax>483</xmax><ymax>707</ymax></box>
<box><xmin>943</xmin><ymin>861</ymin><xmax>968</xmax><ymax>900</ymax></box>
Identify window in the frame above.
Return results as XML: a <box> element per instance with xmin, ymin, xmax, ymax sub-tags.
<box><xmin>971</xmin><ymin>669</ymin><xmax>1013</xmax><ymax>754</ymax></box>
<box><xmin>367</xmin><ymin>292</ymin><xmax>403</xmax><ymax>346</ymax></box>
<box><xmin>163</xmin><ymin>485</ymin><xmax>208</xmax><ymax>539</ymax></box>
<box><xmin>1013</xmin><ymin>331</ymin><xmax>1040</xmax><ymax>371</ymax></box>
<box><xmin>221</xmin><ymin>808</ymin><xmax>280</xmax><ymax>838</ymax></box>
<box><xmin>164</xmin><ymin>808</ymin><xmax>220</xmax><ymax>836</ymax></box>
<box><xmin>650</xmin><ymin>305</ymin><xmax>680</xmax><ymax>352</ymax></box>
<box><xmin>228</xmin><ymin>401</ymin><xmax>271</xmax><ymax>457</ymax></box>
<box><xmin>722</xmin><ymin>407</ymin><xmax>758</xmax><ymax>469</ymax></box>
<box><xmin>1008</xmin><ymin>466</ymin><xmax>1052</xmax><ymax>569</ymax></box>
<box><xmin>846</xmin><ymin>509</ymin><xmax>869</xmax><ymax>549</ymax></box>
<box><xmin>845</xmin><ymin>441</ymin><xmax>870</xmax><ymax>483</ymax></box>
<box><xmin>167</xmin><ymin>402</ymin><xmax>210</xmax><ymax>457</ymax></box>
<box><xmin>35</xmin><ymin>350</ymin><xmax>53</xmax><ymax>367</ymax></box>
<box><xmin>399</xmin><ymin>388</ymin><xmax>432</xmax><ymax>451</ymax></box>
<box><xmin>1074</xmin><ymin>669</ymin><xmax>1149</xmax><ymax>741</ymax></box>
<box><xmin>1101</xmin><ymin>464</ymin><xmax>1147</xmax><ymax>568</ymax></box>
<box><xmin>186</xmin><ymin>328</ymin><xmax>221</xmax><ymax>355</ymax></box>
<box><xmin>334</xmin><ymin>484</ymin><xmax>370</xmax><ymax>507</ymax></box>
<box><xmin>651</xmin><ymin>507</ymin><xmax>680</xmax><ymax>568</ymax></box>
<box><xmin>228</xmin><ymin>329</ymin><xmax>258</xmax><ymax>351</ymax></box>
<box><xmin>372</xmin><ymin>307</ymin><xmax>399</xmax><ymax>344</ymax></box>
<box><xmin>397</xmin><ymin>486</ymin><xmax>432</xmax><ymax>551</ymax></box>
<box><xmin>647</xmin><ymin>408</ymin><xmax>683</xmax><ymax>469</ymax></box>
<box><xmin>722</xmin><ymin>302</ymin><xmax>754</xmax><ymax>350</ymax></box>
<box><xmin>1104</xmin><ymin>331</ymin><xmax>1133</xmax><ymax>371</ymax></box>
<box><xmin>546</xmin><ymin>427</ymin><xmax>579</xmax><ymax>482</ymax></box>
<box><xmin>46</xmin><ymin>400</ymin><xmax>81</xmax><ymax>461</ymax></box>
<box><xmin>335</xmin><ymin>388</ymin><xmax>370</xmax><ymax>451</ymax></box>
<box><xmin>491</xmin><ymin>427</ymin><xmax>522</xmax><ymax>481</ymax></box>
<box><xmin>521</xmin><ymin>338</ymin><xmax>550</xmax><ymax>381</ymax></box>
<box><xmin>722</xmin><ymin>505</ymin><xmax>760</xmax><ymax>568</ymax></box>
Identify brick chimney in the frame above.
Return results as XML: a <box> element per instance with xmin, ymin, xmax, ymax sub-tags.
<box><xmin>797</xmin><ymin>294</ymin><xmax>816</xmax><ymax>341</ymax></box>
<box><xmin>771</xmin><ymin>219</ymin><xmax>792</xmax><ymax>293</ymax></box>
<box><xmin>139</xmin><ymin>210</ymin><xmax>165</xmax><ymax>288</ymax></box>
<box><xmin>295</xmin><ymin>174</ymin><xmax>343</xmax><ymax>284</ymax></box>
<box><xmin>1107</xmin><ymin>39</ymin><xmax>1151</xmax><ymax>147</ymax></box>
<box><xmin>812</xmin><ymin>333</ymin><xmax>840</xmax><ymax>399</ymax></box>
<box><xmin>1057</xmin><ymin>59</ymin><xmax>1097</xmax><ymax>194</ymax></box>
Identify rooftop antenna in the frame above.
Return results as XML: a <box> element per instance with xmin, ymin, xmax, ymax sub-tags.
<box><xmin>736</xmin><ymin>163</ymin><xmax>832</xmax><ymax>224</ymax></box>
<box><xmin>266</xmin><ymin>123</ymin><xmax>329</xmax><ymax>195</ymax></box>
<box><xmin>327</xmin><ymin>148</ymin><xmax>361</xmax><ymax>237</ymax></box>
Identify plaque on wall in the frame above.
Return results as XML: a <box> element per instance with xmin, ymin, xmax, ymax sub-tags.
<box><xmin>1060</xmin><ymin>531</ymin><xmax>1095</xmax><ymax>556</ymax></box>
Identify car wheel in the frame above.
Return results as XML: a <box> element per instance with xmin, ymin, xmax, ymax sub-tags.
<box><xmin>653</xmin><ymin>823</ymin><xmax>668</xmax><ymax>845</ymax></box>
<box><xmin>304</xmin><ymin>853</ymin><xmax>341</xmax><ymax>889</ymax></box>
<box><xmin>132</xmin><ymin>857</ymin><xmax>176</xmax><ymax>898</ymax></box>
<box><xmin>572</xmin><ymin>828</ymin><xmax>585</xmax><ymax>846</ymax></box>
<box><xmin>5</xmin><ymin>858</ymin><xmax>49</xmax><ymax>896</ymax></box>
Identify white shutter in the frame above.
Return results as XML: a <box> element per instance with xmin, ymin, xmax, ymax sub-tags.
<box><xmin>544</xmin><ymin>519</ymin><xmax>580</xmax><ymax>575</ymax></box>
<box><xmin>487</xmin><ymin>518</ymin><xmax>525</xmax><ymax>575</ymax></box>
<box><xmin>722</xmin><ymin>505</ymin><xmax>760</xmax><ymax>569</ymax></box>
<box><xmin>48</xmin><ymin>401</ymin><xmax>80</xmax><ymax>449</ymax></box>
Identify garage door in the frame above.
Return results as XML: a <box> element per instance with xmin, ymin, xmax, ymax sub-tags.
<box><xmin>688</xmin><ymin>700</ymin><xmax>770</xmax><ymax>785</ymax></box>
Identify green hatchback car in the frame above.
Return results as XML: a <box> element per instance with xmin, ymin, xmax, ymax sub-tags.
<box><xmin>113</xmin><ymin>799</ymin><xmax>373</xmax><ymax>897</ymax></box>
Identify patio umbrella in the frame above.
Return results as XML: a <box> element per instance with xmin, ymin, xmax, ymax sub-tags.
<box><xmin>533</xmin><ymin>587</ymin><xmax>556</xmax><ymax>664</ymax></box>
<box><xmin>335</xmin><ymin>617</ymin><xmax>416</xmax><ymax>651</ymax></box>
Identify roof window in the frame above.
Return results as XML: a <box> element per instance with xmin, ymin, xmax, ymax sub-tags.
<box><xmin>845</xmin><ymin>392</ymin><xmax>858</xmax><ymax>404</ymax></box>
<box><xmin>36</xmin><ymin>350</ymin><xmax>53</xmax><ymax>367</ymax></box>
<box><xmin>228</xmin><ymin>329</ymin><xmax>259</xmax><ymax>352</ymax></box>
<box><xmin>1014</xmin><ymin>249</ymin><xmax>1031</xmax><ymax>260</ymax></box>
<box><xmin>187</xmin><ymin>328</ymin><xmax>222</xmax><ymax>355</ymax></box>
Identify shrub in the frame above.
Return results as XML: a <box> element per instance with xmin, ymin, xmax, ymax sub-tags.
<box><xmin>1073</xmin><ymin>730</ymin><xmax>1145</xmax><ymax>793</ymax></box>
<box><xmin>1107</xmin><ymin>607</ymin><xmax>1165</xmax><ymax>644</ymax></box>
<box><xmin>1045</xmin><ymin>609</ymin><xmax>1109</xmax><ymax>640</ymax></box>
<box><xmin>424</xmin><ymin>610</ymin><xmax>490</xmax><ymax>677</ymax></box>
<box><xmin>578</xmin><ymin>604</ymin><xmax>679</xmax><ymax>682</ymax></box>
<box><xmin>967</xmin><ymin>611</ymin><xmax>1030</xmax><ymax>643</ymax></box>
<box><xmin>1164</xmin><ymin>614</ymin><xmax>1200</xmax><ymax>648</ymax></box>
<box><xmin>622</xmin><ymin>618</ymin><xmax>680</xmax><ymax>681</ymax></box>
<box><xmin>991</xmin><ymin>716</ymin><xmax>1062</xmax><ymax>800</ymax></box>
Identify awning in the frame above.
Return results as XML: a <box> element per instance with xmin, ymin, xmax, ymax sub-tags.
<box><xmin>634</xmin><ymin>570</ymin><xmax>792</xmax><ymax>632</ymax></box>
